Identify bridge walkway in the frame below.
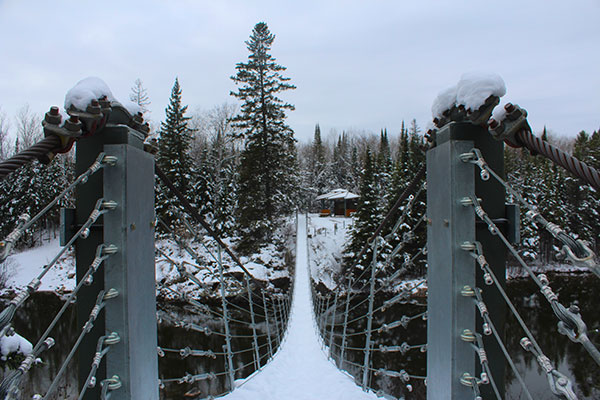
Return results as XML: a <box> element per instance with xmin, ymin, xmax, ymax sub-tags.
<box><xmin>222</xmin><ymin>214</ymin><xmax>378</xmax><ymax>400</ymax></box>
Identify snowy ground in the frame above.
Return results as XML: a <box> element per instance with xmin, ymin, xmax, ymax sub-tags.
<box><xmin>2</xmin><ymin>239</ymin><xmax>75</xmax><ymax>293</ymax></box>
<box><xmin>1</xmin><ymin>218</ymin><xmax>587</xmax><ymax>298</ymax></box>
<box><xmin>154</xmin><ymin>234</ymin><xmax>291</xmax><ymax>299</ymax></box>
<box><xmin>304</xmin><ymin>213</ymin><xmax>589</xmax><ymax>290</ymax></box>
<box><xmin>221</xmin><ymin>214</ymin><xmax>378</xmax><ymax>400</ymax></box>
<box><xmin>1</xmin><ymin>231</ymin><xmax>291</xmax><ymax>298</ymax></box>
<box><xmin>306</xmin><ymin>214</ymin><xmax>352</xmax><ymax>289</ymax></box>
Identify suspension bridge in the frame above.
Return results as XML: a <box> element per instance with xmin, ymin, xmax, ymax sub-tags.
<box><xmin>0</xmin><ymin>78</ymin><xmax>599</xmax><ymax>399</ymax></box>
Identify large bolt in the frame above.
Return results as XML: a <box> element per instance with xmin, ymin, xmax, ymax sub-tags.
<box><xmin>64</xmin><ymin>115</ymin><xmax>82</xmax><ymax>133</ymax></box>
<box><xmin>44</xmin><ymin>106</ymin><xmax>62</xmax><ymax>125</ymax></box>
<box><xmin>98</xmin><ymin>96</ymin><xmax>111</xmax><ymax>110</ymax></box>
<box><xmin>488</xmin><ymin>119</ymin><xmax>499</xmax><ymax>129</ymax></box>
<box><xmin>87</xmin><ymin>99</ymin><xmax>102</xmax><ymax>115</ymax></box>
<box><xmin>132</xmin><ymin>112</ymin><xmax>144</xmax><ymax>124</ymax></box>
<box><xmin>504</xmin><ymin>103</ymin><xmax>515</xmax><ymax>113</ymax></box>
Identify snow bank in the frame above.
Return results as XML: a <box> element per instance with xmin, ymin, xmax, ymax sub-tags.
<box><xmin>64</xmin><ymin>77</ymin><xmax>116</xmax><ymax>111</ymax></box>
<box><xmin>4</xmin><ymin>239</ymin><xmax>75</xmax><ymax>292</ymax></box>
<box><xmin>0</xmin><ymin>331</ymin><xmax>32</xmax><ymax>360</ymax></box>
<box><xmin>4</xmin><ymin>230</ymin><xmax>290</xmax><ymax>299</ymax></box>
<box><xmin>432</xmin><ymin>72</ymin><xmax>506</xmax><ymax>118</ymax></box>
<box><xmin>156</xmin><ymin>229</ymin><xmax>292</xmax><ymax>299</ymax></box>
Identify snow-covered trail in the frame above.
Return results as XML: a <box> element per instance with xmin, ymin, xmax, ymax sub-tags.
<box><xmin>221</xmin><ymin>214</ymin><xmax>378</xmax><ymax>400</ymax></box>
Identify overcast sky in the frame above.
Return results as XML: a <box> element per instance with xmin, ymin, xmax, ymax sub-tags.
<box><xmin>0</xmin><ymin>0</ymin><xmax>598</xmax><ymax>143</ymax></box>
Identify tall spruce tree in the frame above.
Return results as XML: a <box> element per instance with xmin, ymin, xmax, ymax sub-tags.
<box><xmin>230</xmin><ymin>22</ymin><xmax>297</xmax><ymax>253</ymax></box>
<box><xmin>156</xmin><ymin>78</ymin><xmax>193</xmax><ymax>227</ymax></box>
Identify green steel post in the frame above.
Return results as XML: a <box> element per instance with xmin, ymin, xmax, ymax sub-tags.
<box><xmin>75</xmin><ymin>124</ymin><xmax>157</xmax><ymax>399</ymax></box>
<box><xmin>427</xmin><ymin>122</ymin><xmax>505</xmax><ymax>399</ymax></box>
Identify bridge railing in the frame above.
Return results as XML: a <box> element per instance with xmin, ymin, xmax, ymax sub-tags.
<box><xmin>152</xmin><ymin>188</ymin><xmax>293</xmax><ymax>396</ymax></box>
<box><xmin>0</xmin><ymin>98</ymin><xmax>161</xmax><ymax>399</ymax></box>
<box><xmin>311</xmin><ymin>94</ymin><xmax>600</xmax><ymax>399</ymax></box>
<box><xmin>0</xmin><ymin>90</ymin><xmax>293</xmax><ymax>399</ymax></box>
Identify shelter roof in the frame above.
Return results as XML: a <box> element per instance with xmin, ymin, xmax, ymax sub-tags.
<box><xmin>315</xmin><ymin>189</ymin><xmax>359</xmax><ymax>201</ymax></box>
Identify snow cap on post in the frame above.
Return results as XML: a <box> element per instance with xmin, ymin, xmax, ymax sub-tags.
<box><xmin>65</xmin><ymin>77</ymin><xmax>116</xmax><ymax>111</ymax></box>
<box><xmin>456</xmin><ymin>72</ymin><xmax>506</xmax><ymax>112</ymax></box>
<box><xmin>432</xmin><ymin>86</ymin><xmax>459</xmax><ymax>120</ymax></box>
<box><xmin>432</xmin><ymin>72</ymin><xmax>506</xmax><ymax>119</ymax></box>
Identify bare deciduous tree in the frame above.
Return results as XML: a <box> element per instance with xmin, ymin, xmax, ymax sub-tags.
<box><xmin>15</xmin><ymin>104</ymin><xmax>42</xmax><ymax>151</ymax></box>
<box><xmin>129</xmin><ymin>78</ymin><xmax>151</xmax><ymax>115</ymax></box>
<box><xmin>0</xmin><ymin>107</ymin><xmax>9</xmax><ymax>160</ymax></box>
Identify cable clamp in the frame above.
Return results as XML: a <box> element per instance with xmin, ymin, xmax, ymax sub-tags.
<box><xmin>0</xmin><ymin>214</ymin><xmax>30</xmax><ymax>263</ymax></box>
<box><xmin>488</xmin><ymin>103</ymin><xmax>530</xmax><ymax>148</ymax></box>
<box><xmin>558</xmin><ymin>240</ymin><xmax>599</xmax><ymax>276</ymax></box>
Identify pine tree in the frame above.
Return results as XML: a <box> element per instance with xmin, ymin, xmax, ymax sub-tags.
<box><xmin>309</xmin><ymin>123</ymin><xmax>329</xmax><ymax>206</ymax></box>
<box><xmin>206</xmin><ymin>129</ymin><xmax>239</xmax><ymax>235</ymax></box>
<box><xmin>344</xmin><ymin>148</ymin><xmax>381</xmax><ymax>278</ymax></box>
<box><xmin>332</xmin><ymin>132</ymin><xmax>351</xmax><ymax>188</ymax></box>
<box><xmin>156</xmin><ymin>78</ymin><xmax>193</xmax><ymax>227</ymax></box>
<box><xmin>389</xmin><ymin>122</ymin><xmax>410</xmax><ymax>208</ymax></box>
<box><xmin>408</xmin><ymin>119</ymin><xmax>425</xmax><ymax>171</ymax></box>
<box><xmin>376</xmin><ymin>129</ymin><xmax>393</xmax><ymax>209</ymax></box>
<box><xmin>130</xmin><ymin>78</ymin><xmax>151</xmax><ymax>115</ymax></box>
<box><xmin>349</xmin><ymin>145</ymin><xmax>361</xmax><ymax>192</ymax></box>
<box><xmin>230</xmin><ymin>22</ymin><xmax>297</xmax><ymax>253</ymax></box>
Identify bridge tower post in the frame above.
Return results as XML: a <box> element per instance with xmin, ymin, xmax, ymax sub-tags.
<box><xmin>426</xmin><ymin>122</ymin><xmax>506</xmax><ymax>399</ymax></box>
<box><xmin>75</xmin><ymin>123</ymin><xmax>158</xmax><ymax>399</ymax></box>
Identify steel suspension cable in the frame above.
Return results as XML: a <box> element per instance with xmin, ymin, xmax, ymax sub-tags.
<box><xmin>0</xmin><ymin>135</ymin><xmax>63</xmax><ymax>181</ymax></box>
<box><xmin>0</xmin><ymin>152</ymin><xmax>115</xmax><ymax>263</ymax></box>
<box><xmin>0</xmin><ymin>198</ymin><xmax>116</xmax><ymax>337</ymax></box>
<box><xmin>471</xmin><ymin>197</ymin><xmax>600</xmax><ymax>367</ymax></box>
<box><xmin>516</xmin><ymin>128</ymin><xmax>600</xmax><ymax>191</ymax></box>
<box><xmin>155</xmin><ymin>165</ymin><xmax>253</xmax><ymax>278</ymax></box>
<box><xmin>330</xmin><ymin>164</ymin><xmax>426</xmax><ymax>294</ymax></box>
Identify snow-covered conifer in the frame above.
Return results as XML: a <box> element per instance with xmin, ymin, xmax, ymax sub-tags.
<box><xmin>230</xmin><ymin>22</ymin><xmax>298</xmax><ymax>253</ymax></box>
<box><xmin>156</xmin><ymin>78</ymin><xmax>193</xmax><ymax>227</ymax></box>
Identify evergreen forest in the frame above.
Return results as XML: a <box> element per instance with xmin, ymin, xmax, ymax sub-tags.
<box><xmin>0</xmin><ymin>22</ymin><xmax>599</xmax><ymax>280</ymax></box>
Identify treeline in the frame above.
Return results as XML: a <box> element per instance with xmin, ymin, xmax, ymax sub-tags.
<box><xmin>340</xmin><ymin>126</ymin><xmax>600</xmax><ymax>285</ymax></box>
<box><xmin>0</xmin><ymin>106</ymin><xmax>74</xmax><ymax>246</ymax></box>
<box><xmin>0</xmin><ymin>22</ymin><xmax>598</xmax><ymax>270</ymax></box>
<box><xmin>505</xmin><ymin>128</ymin><xmax>600</xmax><ymax>263</ymax></box>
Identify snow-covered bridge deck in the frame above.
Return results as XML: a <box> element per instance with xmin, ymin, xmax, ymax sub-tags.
<box><xmin>222</xmin><ymin>214</ymin><xmax>377</xmax><ymax>400</ymax></box>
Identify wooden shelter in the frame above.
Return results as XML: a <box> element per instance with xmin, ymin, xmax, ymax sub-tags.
<box><xmin>315</xmin><ymin>189</ymin><xmax>359</xmax><ymax>217</ymax></box>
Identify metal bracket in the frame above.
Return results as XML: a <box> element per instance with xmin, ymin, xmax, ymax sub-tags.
<box><xmin>60</xmin><ymin>208</ymin><xmax>76</xmax><ymax>247</ymax></box>
<box><xmin>473</xmin><ymin>203</ymin><xmax>519</xmax><ymax>244</ymax></box>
